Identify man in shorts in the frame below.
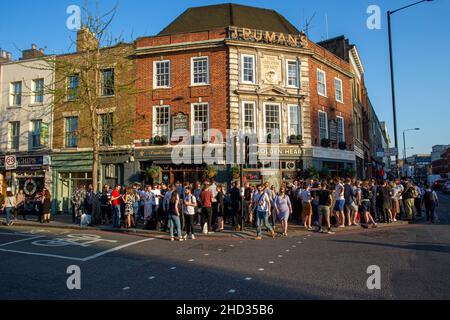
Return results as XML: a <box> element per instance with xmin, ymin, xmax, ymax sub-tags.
<box><xmin>317</xmin><ymin>182</ymin><xmax>334</xmax><ymax>234</ymax></box>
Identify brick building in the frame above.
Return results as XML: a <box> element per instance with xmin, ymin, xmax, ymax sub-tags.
<box><xmin>51</xmin><ymin>28</ymin><xmax>136</xmax><ymax>212</ymax></box>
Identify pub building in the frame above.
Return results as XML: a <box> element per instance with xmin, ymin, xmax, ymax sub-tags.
<box><xmin>134</xmin><ymin>3</ymin><xmax>356</xmax><ymax>188</ymax></box>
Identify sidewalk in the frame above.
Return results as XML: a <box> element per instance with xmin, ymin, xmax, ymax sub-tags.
<box><xmin>7</xmin><ymin>213</ymin><xmax>414</xmax><ymax>239</ymax></box>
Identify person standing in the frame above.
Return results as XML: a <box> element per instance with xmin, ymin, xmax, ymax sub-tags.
<box><xmin>243</xmin><ymin>182</ymin><xmax>253</xmax><ymax>226</ymax></box>
<box><xmin>423</xmin><ymin>185</ymin><xmax>439</xmax><ymax>223</ymax></box>
<box><xmin>100</xmin><ymin>185</ymin><xmax>111</xmax><ymax>225</ymax></box>
<box><xmin>254</xmin><ymin>184</ymin><xmax>275</xmax><ymax>240</ymax></box>
<box><xmin>41</xmin><ymin>189</ymin><xmax>52</xmax><ymax>223</ymax></box>
<box><xmin>123</xmin><ymin>188</ymin><xmax>135</xmax><ymax>229</ymax></box>
<box><xmin>151</xmin><ymin>184</ymin><xmax>161</xmax><ymax>224</ymax></box>
<box><xmin>16</xmin><ymin>189</ymin><xmax>26</xmax><ymax>221</ymax></box>
<box><xmin>215</xmin><ymin>185</ymin><xmax>225</xmax><ymax>232</ymax></box>
<box><xmin>168</xmin><ymin>191</ymin><xmax>183</xmax><ymax>242</ymax></box>
<box><xmin>317</xmin><ymin>182</ymin><xmax>334</xmax><ymax>234</ymax></box>
<box><xmin>183</xmin><ymin>187</ymin><xmax>197</xmax><ymax>240</ymax></box>
<box><xmin>274</xmin><ymin>187</ymin><xmax>292</xmax><ymax>236</ymax></box>
<box><xmin>333</xmin><ymin>178</ymin><xmax>346</xmax><ymax>228</ymax></box>
<box><xmin>344</xmin><ymin>178</ymin><xmax>357</xmax><ymax>227</ymax></box>
<box><xmin>144</xmin><ymin>185</ymin><xmax>153</xmax><ymax>222</ymax></box>
<box><xmin>111</xmin><ymin>185</ymin><xmax>122</xmax><ymax>228</ymax></box>
<box><xmin>413</xmin><ymin>182</ymin><xmax>423</xmax><ymax>218</ymax></box>
<box><xmin>377</xmin><ymin>180</ymin><xmax>393</xmax><ymax>223</ymax></box>
<box><xmin>193</xmin><ymin>182</ymin><xmax>203</xmax><ymax>226</ymax></box>
<box><xmin>200</xmin><ymin>184</ymin><xmax>213</xmax><ymax>234</ymax></box>
<box><xmin>2</xmin><ymin>189</ymin><xmax>16</xmax><ymax>226</ymax></box>
<box><xmin>390</xmin><ymin>182</ymin><xmax>400</xmax><ymax>222</ymax></box>
<box><xmin>360</xmin><ymin>181</ymin><xmax>377</xmax><ymax>228</ymax></box>
<box><xmin>229</xmin><ymin>181</ymin><xmax>242</xmax><ymax>231</ymax></box>
<box><xmin>403</xmin><ymin>181</ymin><xmax>417</xmax><ymax>222</ymax></box>
<box><xmin>300</xmin><ymin>182</ymin><xmax>313</xmax><ymax>230</ymax></box>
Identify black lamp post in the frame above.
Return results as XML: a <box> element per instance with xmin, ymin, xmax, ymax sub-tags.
<box><xmin>387</xmin><ymin>0</ymin><xmax>433</xmax><ymax>178</ymax></box>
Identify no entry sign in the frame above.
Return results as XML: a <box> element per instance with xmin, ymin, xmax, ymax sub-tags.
<box><xmin>5</xmin><ymin>155</ymin><xmax>17</xmax><ymax>170</ymax></box>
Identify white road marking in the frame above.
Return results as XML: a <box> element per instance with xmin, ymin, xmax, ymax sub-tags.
<box><xmin>278</xmin><ymin>255</ymin><xmax>283</xmax><ymax>258</ymax></box>
<box><xmin>285</xmin><ymin>250</ymin><xmax>290</xmax><ymax>252</ymax></box>
<box><xmin>204</xmin><ymin>253</ymin><xmax>209</xmax><ymax>256</ymax></box>
<box><xmin>245</xmin><ymin>277</ymin><xmax>252</xmax><ymax>281</ymax></box>
<box><xmin>82</xmin><ymin>238</ymin><xmax>154</xmax><ymax>262</ymax></box>
<box><xmin>188</xmin><ymin>259</ymin><xmax>195</xmax><ymax>262</ymax></box>
<box><xmin>148</xmin><ymin>276</ymin><xmax>155</xmax><ymax>280</ymax></box>
<box><xmin>258</xmin><ymin>268</ymin><xmax>265</xmax><ymax>271</ymax></box>
<box><xmin>123</xmin><ymin>287</ymin><xmax>130</xmax><ymax>291</ymax></box>
<box><xmin>292</xmin><ymin>245</ymin><xmax>297</xmax><ymax>248</ymax></box>
<box><xmin>228</xmin><ymin>289</ymin><xmax>236</xmax><ymax>294</ymax></box>
<box><xmin>298</xmin><ymin>241</ymin><xmax>303</xmax><ymax>244</ymax></box>
<box><xmin>170</xmin><ymin>267</ymin><xmax>177</xmax><ymax>270</ymax></box>
<box><xmin>218</xmin><ymin>249</ymin><xmax>223</xmax><ymax>252</ymax></box>
<box><xmin>0</xmin><ymin>236</ymin><xmax>44</xmax><ymax>247</ymax></box>
<box><xmin>268</xmin><ymin>261</ymin><xmax>275</xmax><ymax>264</ymax></box>
<box><xmin>0</xmin><ymin>237</ymin><xmax>155</xmax><ymax>262</ymax></box>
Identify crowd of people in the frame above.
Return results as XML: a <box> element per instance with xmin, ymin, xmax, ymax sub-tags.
<box><xmin>0</xmin><ymin>187</ymin><xmax>52</xmax><ymax>226</ymax></box>
<box><xmin>65</xmin><ymin>176</ymin><xmax>440</xmax><ymax>241</ymax></box>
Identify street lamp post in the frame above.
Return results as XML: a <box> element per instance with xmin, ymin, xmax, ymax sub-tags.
<box><xmin>403</xmin><ymin>128</ymin><xmax>420</xmax><ymax>176</ymax></box>
<box><xmin>387</xmin><ymin>0</ymin><xmax>433</xmax><ymax>178</ymax></box>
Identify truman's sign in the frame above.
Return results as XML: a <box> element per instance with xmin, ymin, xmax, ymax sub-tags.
<box><xmin>228</xmin><ymin>26</ymin><xmax>308</xmax><ymax>48</ymax></box>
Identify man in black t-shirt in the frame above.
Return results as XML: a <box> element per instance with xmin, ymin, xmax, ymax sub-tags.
<box><xmin>377</xmin><ymin>180</ymin><xmax>392</xmax><ymax>223</ymax></box>
<box><xmin>317</xmin><ymin>182</ymin><xmax>334</xmax><ymax>234</ymax></box>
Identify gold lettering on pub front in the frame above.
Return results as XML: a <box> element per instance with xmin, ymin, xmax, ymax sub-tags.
<box><xmin>229</xmin><ymin>26</ymin><xmax>307</xmax><ymax>48</ymax></box>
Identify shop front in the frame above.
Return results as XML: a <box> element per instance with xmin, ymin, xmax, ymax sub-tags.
<box><xmin>51</xmin><ymin>151</ymin><xmax>93</xmax><ymax>214</ymax></box>
<box><xmin>243</xmin><ymin>145</ymin><xmax>305</xmax><ymax>190</ymax></box>
<box><xmin>311</xmin><ymin>147</ymin><xmax>356</xmax><ymax>178</ymax></box>
<box><xmin>0</xmin><ymin>155</ymin><xmax>51</xmax><ymax>200</ymax></box>
<box><xmin>135</xmin><ymin>146</ymin><xmax>228</xmax><ymax>186</ymax></box>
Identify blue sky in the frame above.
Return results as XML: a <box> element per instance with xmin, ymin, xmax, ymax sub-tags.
<box><xmin>1</xmin><ymin>0</ymin><xmax>449</xmax><ymax>156</ymax></box>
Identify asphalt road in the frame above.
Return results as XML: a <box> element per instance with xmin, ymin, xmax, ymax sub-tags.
<box><xmin>1</xmin><ymin>192</ymin><xmax>450</xmax><ymax>300</ymax></box>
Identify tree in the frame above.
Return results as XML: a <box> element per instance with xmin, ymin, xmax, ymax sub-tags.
<box><xmin>33</xmin><ymin>6</ymin><xmax>140</xmax><ymax>192</ymax></box>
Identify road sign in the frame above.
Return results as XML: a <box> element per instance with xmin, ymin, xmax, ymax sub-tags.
<box><xmin>5</xmin><ymin>155</ymin><xmax>17</xmax><ymax>170</ymax></box>
<box><xmin>377</xmin><ymin>148</ymin><xmax>398</xmax><ymax>157</ymax></box>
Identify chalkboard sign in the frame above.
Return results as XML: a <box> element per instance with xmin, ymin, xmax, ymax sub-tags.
<box><xmin>172</xmin><ymin>113</ymin><xmax>188</xmax><ymax>131</ymax></box>
<box><xmin>329</xmin><ymin>119</ymin><xmax>337</xmax><ymax>142</ymax></box>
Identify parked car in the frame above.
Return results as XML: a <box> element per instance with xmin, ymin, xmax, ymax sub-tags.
<box><xmin>443</xmin><ymin>181</ymin><xmax>450</xmax><ymax>194</ymax></box>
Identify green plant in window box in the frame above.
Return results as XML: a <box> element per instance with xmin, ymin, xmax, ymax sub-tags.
<box><xmin>146</xmin><ymin>166</ymin><xmax>161</xmax><ymax>180</ymax></box>
<box><xmin>153</xmin><ymin>135</ymin><xmax>162</xmax><ymax>145</ymax></box>
<box><xmin>161</xmin><ymin>135</ymin><xmax>168</xmax><ymax>145</ymax></box>
<box><xmin>204</xmin><ymin>165</ymin><xmax>218</xmax><ymax>179</ymax></box>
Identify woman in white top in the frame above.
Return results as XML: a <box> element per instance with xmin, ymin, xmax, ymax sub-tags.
<box><xmin>3</xmin><ymin>190</ymin><xmax>16</xmax><ymax>226</ymax></box>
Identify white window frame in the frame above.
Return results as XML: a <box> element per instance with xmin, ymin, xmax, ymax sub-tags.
<box><xmin>191</xmin><ymin>57</ymin><xmax>210</xmax><ymax>86</ymax></box>
<box><xmin>241</xmin><ymin>54</ymin><xmax>256</xmax><ymax>84</ymax></box>
<box><xmin>152</xmin><ymin>105</ymin><xmax>171</xmax><ymax>139</ymax></box>
<box><xmin>153</xmin><ymin>60</ymin><xmax>171</xmax><ymax>89</ymax></box>
<box><xmin>241</xmin><ymin>101</ymin><xmax>257</xmax><ymax>134</ymax></box>
<box><xmin>334</xmin><ymin>77</ymin><xmax>343</xmax><ymax>103</ymax></box>
<box><xmin>287</xmin><ymin>104</ymin><xmax>302</xmax><ymax>137</ymax></box>
<box><xmin>263</xmin><ymin>103</ymin><xmax>282</xmax><ymax>141</ymax></box>
<box><xmin>32</xmin><ymin>78</ymin><xmax>44</xmax><ymax>104</ymax></box>
<box><xmin>191</xmin><ymin>103</ymin><xmax>210</xmax><ymax>141</ymax></box>
<box><xmin>337</xmin><ymin>116</ymin><xmax>345</xmax><ymax>143</ymax></box>
<box><xmin>318</xmin><ymin>111</ymin><xmax>328</xmax><ymax>141</ymax></box>
<box><xmin>8</xmin><ymin>121</ymin><xmax>20</xmax><ymax>150</ymax></box>
<box><xmin>317</xmin><ymin>69</ymin><xmax>327</xmax><ymax>97</ymax></box>
<box><xmin>10</xmin><ymin>81</ymin><xmax>22</xmax><ymax>106</ymax></box>
<box><xmin>286</xmin><ymin>59</ymin><xmax>300</xmax><ymax>88</ymax></box>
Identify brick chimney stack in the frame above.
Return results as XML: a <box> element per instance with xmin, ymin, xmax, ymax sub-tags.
<box><xmin>77</xmin><ymin>27</ymin><xmax>99</xmax><ymax>52</ymax></box>
<box><xmin>22</xmin><ymin>44</ymin><xmax>44</xmax><ymax>60</ymax></box>
<box><xmin>0</xmin><ymin>49</ymin><xmax>11</xmax><ymax>63</ymax></box>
